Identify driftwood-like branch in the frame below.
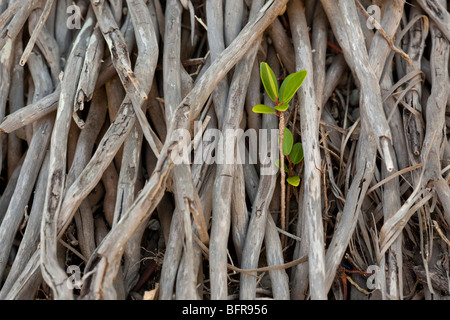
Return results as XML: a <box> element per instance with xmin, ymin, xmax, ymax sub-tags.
<box><xmin>0</xmin><ymin>0</ymin><xmax>40</xmax><ymax>50</ymax></box>
<box><xmin>318</xmin><ymin>0</ymin><xmax>401</xmax><ymax>295</ymax></box>
<box><xmin>0</xmin><ymin>87</ymin><xmax>59</xmax><ymax>134</ymax></box>
<box><xmin>288</xmin><ymin>0</ymin><xmax>326</xmax><ymax>300</ymax></box>
<box><xmin>28</xmin><ymin>6</ymin><xmax>61</xmax><ymax>84</ymax></box>
<box><xmin>421</xmin><ymin>10</ymin><xmax>450</xmax><ymax>223</ymax></box>
<box><xmin>338</xmin><ymin>0</ymin><xmax>395</xmax><ymax>171</ymax></box>
<box><xmin>0</xmin><ymin>157</ymin><xmax>23</xmax><ymax>225</ymax></box>
<box><xmin>224</xmin><ymin>0</ymin><xmax>243</xmax><ymax>47</ymax></box>
<box><xmin>209</xmin><ymin>0</ymin><xmax>263</xmax><ymax>300</ymax></box>
<box><xmin>373</xmin><ymin>0</ymin><xmax>407</xmax><ymax>300</ymax></box>
<box><xmin>40</xmin><ymin>8</ymin><xmax>96</xmax><ymax>300</ymax></box>
<box><xmin>267</xmin><ymin>18</ymin><xmax>296</xmax><ymax>74</ymax></box>
<box><xmin>416</xmin><ymin>0</ymin><xmax>450</xmax><ymax>41</ymax></box>
<box><xmin>162</xmin><ymin>0</ymin><xmax>182</xmax><ymax>122</ymax></box>
<box><xmin>206</xmin><ymin>0</ymin><xmax>229</xmax><ymax>127</ymax></box>
<box><xmin>159</xmin><ymin>0</ymin><xmax>202</xmax><ymax>300</ymax></box>
<box><xmin>71</xmin><ymin>0</ymin><xmax>158</xmax><ymax>299</ymax></box>
<box><xmin>20</xmin><ymin>0</ymin><xmax>55</xmax><ymax>66</ymax></box>
<box><xmin>0</xmin><ymin>153</ymin><xmax>49</xmax><ymax>299</ymax></box>
<box><xmin>7</xmin><ymin>35</ymin><xmax>24</xmax><ymax>179</ymax></box>
<box><xmin>89</xmin><ymin>0</ymin><xmax>145</xmax><ymax>100</ymax></box>
<box><xmin>74</xmin><ymin>26</ymin><xmax>105</xmax><ymax>115</ymax></box>
<box><xmin>0</xmin><ymin>1</ymin><xmax>20</xmax><ymax>31</ymax></box>
<box><xmin>240</xmin><ymin>46</ymin><xmax>279</xmax><ymax>300</ymax></box>
<box><xmin>0</xmin><ymin>51</ymin><xmax>53</xmax><ymax>281</ymax></box>
<box><xmin>311</xmin><ymin>3</ymin><xmax>328</xmax><ymax>110</ymax></box>
<box><xmin>90</xmin><ymin>0</ymin><xmax>160</xmax><ymax>158</ymax></box>
<box><xmin>68</xmin><ymin>88</ymin><xmax>108</xmax><ymax>260</ymax></box>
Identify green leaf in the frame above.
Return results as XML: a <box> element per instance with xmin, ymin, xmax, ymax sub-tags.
<box><xmin>279</xmin><ymin>70</ymin><xmax>307</xmax><ymax>104</ymax></box>
<box><xmin>282</xmin><ymin>127</ymin><xmax>293</xmax><ymax>156</ymax></box>
<box><xmin>274</xmin><ymin>102</ymin><xmax>289</xmax><ymax>112</ymax></box>
<box><xmin>286</xmin><ymin>176</ymin><xmax>301</xmax><ymax>187</ymax></box>
<box><xmin>260</xmin><ymin>62</ymin><xmax>278</xmax><ymax>102</ymax></box>
<box><xmin>252</xmin><ymin>104</ymin><xmax>276</xmax><ymax>114</ymax></box>
<box><xmin>290</xmin><ymin>142</ymin><xmax>304</xmax><ymax>165</ymax></box>
<box><xmin>275</xmin><ymin>159</ymin><xmax>289</xmax><ymax>173</ymax></box>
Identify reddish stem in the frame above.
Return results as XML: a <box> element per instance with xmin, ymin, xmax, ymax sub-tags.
<box><xmin>132</xmin><ymin>260</ymin><xmax>158</xmax><ymax>292</ymax></box>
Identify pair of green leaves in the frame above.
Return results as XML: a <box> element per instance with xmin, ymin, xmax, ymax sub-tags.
<box><xmin>277</xmin><ymin>127</ymin><xmax>304</xmax><ymax>187</ymax></box>
<box><xmin>252</xmin><ymin>62</ymin><xmax>307</xmax><ymax>114</ymax></box>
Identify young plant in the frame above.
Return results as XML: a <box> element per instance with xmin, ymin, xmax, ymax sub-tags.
<box><xmin>253</xmin><ymin>62</ymin><xmax>306</xmax><ymax>185</ymax></box>
<box><xmin>252</xmin><ymin>62</ymin><xmax>307</xmax><ymax>233</ymax></box>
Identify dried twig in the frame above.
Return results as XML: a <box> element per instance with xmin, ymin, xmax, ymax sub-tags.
<box><xmin>20</xmin><ymin>0</ymin><xmax>55</xmax><ymax>66</ymax></box>
<box><xmin>355</xmin><ymin>0</ymin><xmax>413</xmax><ymax>67</ymax></box>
